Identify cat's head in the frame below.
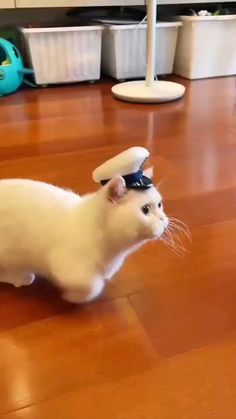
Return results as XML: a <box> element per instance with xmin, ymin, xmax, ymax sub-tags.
<box><xmin>102</xmin><ymin>168</ymin><xmax>168</xmax><ymax>245</ymax></box>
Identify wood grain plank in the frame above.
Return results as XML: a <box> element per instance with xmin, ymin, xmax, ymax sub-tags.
<box><xmin>4</xmin><ymin>337</ymin><xmax>236</xmax><ymax>419</ymax></box>
<box><xmin>106</xmin><ymin>218</ymin><xmax>236</xmax><ymax>299</ymax></box>
<box><xmin>128</xmin><ymin>217</ymin><xmax>236</xmax><ymax>356</ymax></box>
<box><xmin>0</xmin><ymin>298</ymin><xmax>157</xmax><ymax>415</ymax></box>
<box><xmin>0</xmin><ymin>77</ymin><xmax>235</xmax><ymax>419</ymax></box>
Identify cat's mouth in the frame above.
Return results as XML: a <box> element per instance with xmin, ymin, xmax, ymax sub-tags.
<box><xmin>150</xmin><ymin>228</ymin><xmax>166</xmax><ymax>240</ymax></box>
<box><xmin>154</xmin><ymin>220</ymin><xmax>168</xmax><ymax>239</ymax></box>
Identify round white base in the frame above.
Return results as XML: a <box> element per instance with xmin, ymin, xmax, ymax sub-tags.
<box><xmin>112</xmin><ymin>80</ymin><xmax>185</xmax><ymax>104</ymax></box>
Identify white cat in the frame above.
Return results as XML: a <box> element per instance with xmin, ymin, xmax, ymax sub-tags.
<box><xmin>0</xmin><ymin>173</ymin><xmax>168</xmax><ymax>303</ymax></box>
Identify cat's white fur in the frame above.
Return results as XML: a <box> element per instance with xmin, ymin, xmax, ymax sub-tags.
<box><xmin>0</xmin><ymin>172</ymin><xmax>168</xmax><ymax>303</ymax></box>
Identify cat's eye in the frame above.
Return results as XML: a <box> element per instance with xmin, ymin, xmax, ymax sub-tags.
<box><xmin>142</xmin><ymin>205</ymin><xmax>150</xmax><ymax>215</ymax></box>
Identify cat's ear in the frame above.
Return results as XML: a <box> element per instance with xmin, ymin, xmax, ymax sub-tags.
<box><xmin>106</xmin><ymin>176</ymin><xmax>127</xmax><ymax>203</ymax></box>
<box><xmin>143</xmin><ymin>166</ymin><xmax>154</xmax><ymax>179</ymax></box>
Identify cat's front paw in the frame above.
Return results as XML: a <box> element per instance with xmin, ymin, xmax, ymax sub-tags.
<box><xmin>62</xmin><ymin>278</ymin><xmax>104</xmax><ymax>304</ymax></box>
<box><xmin>0</xmin><ymin>271</ymin><xmax>35</xmax><ymax>288</ymax></box>
<box><xmin>13</xmin><ymin>273</ymin><xmax>36</xmax><ymax>287</ymax></box>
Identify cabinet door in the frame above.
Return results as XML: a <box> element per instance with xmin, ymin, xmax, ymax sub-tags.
<box><xmin>15</xmin><ymin>0</ymin><xmax>144</xmax><ymax>7</ymax></box>
<box><xmin>0</xmin><ymin>0</ymin><xmax>15</xmax><ymax>8</ymax></box>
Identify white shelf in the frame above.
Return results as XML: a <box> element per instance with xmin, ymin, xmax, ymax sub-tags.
<box><xmin>14</xmin><ymin>0</ymin><xmax>234</xmax><ymax>7</ymax></box>
<box><xmin>15</xmin><ymin>0</ymin><xmax>145</xmax><ymax>7</ymax></box>
<box><xmin>0</xmin><ymin>0</ymin><xmax>15</xmax><ymax>8</ymax></box>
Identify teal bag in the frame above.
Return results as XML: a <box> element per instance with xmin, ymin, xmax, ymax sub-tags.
<box><xmin>0</xmin><ymin>37</ymin><xmax>34</xmax><ymax>96</ymax></box>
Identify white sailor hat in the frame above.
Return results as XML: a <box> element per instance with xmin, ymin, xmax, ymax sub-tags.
<box><xmin>92</xmin><ymin>147</ymin><xmax>153</xmax><ymax>190</ymax></box>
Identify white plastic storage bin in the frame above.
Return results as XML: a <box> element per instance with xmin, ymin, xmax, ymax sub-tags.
<box><xmin>101</xmin><ymin>22</ymin><xmax>182</xmax><ymax>81</ymax></box>
<box><xmin>21</xmin><ymin>26</ymin><xmax>103</xmax><ymax>85</ymax></box>
<box><xmin>174</xmin><ymin>15</ymin><xmax>236</xmax><ymax>79</ymax></box>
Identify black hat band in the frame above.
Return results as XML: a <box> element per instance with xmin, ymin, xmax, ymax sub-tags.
<box><xmin>101</xmin><ymin>170</ymin><xmax>153</xmax><ymax>190</ymax></box>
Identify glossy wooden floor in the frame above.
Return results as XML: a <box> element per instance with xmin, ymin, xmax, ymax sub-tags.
<box><xmin>0</xmin><ymin>77</ymin><xmax>236</xmax><ymax>419</ymax></box>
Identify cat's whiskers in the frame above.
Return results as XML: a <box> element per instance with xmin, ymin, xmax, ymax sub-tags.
<box><xmin>168</xmin><ymin>222</ymin><xmax>192</xmax><ymax>243</ymax></box>
<box><xmin>160</xmin><ymin>217</ymin><xmax>191</xmax><ymax>257</ymax></box>
<box><xmin>167</xmin><ymin>226</ymin><xmax>186</xmax><ymax>250</ymax></box>
<box><xmin>168</xmin><ymin>217</ymin><xmax>191</xmax><ymax>240</ymax></box>
<box><xmin>161</xmin><ymin>232</ymin><xmax>185</xmax><ymax>257</ymax></box>
<box><xmin>160</xmin><ymin>235</ymin><xmax>184</xmax><ymax>258</ymax></box>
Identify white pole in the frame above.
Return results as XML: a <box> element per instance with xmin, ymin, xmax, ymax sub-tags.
<box><xmin>146</xmin><ymin>0</ymin><xmax>157</xmax><ymax>88</ymax></box>
<box><xmin>111</xmin><ymin>0</ymin><xmax>185</xmax><ymax>103</ymax></box>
